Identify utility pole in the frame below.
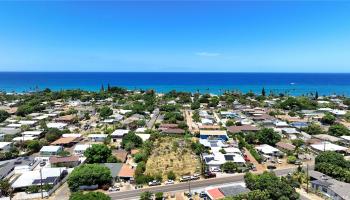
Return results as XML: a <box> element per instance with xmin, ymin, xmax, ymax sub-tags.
<box><xmin>306</xmin><ymin>163</ymin><xmax>309</xmax><ymax>193</ymax></box>
<box><xmin>40</xmin><ymin>168</ymin><xmax>43</xmax><ymax>199</ymax></box>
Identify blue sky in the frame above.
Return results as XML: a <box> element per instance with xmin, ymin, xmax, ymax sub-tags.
<box><xmin>0</xmin><ymin>1</ymin><xmax>350</xmax><ymax>72</ymax></box>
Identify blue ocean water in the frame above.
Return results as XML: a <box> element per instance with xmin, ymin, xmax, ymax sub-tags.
<box><xmin>1</xmin><ymin>72</ymin><xmax>350</xmax><ymax>96</ymax></box>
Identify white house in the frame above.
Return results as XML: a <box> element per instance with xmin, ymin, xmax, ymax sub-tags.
<box><xmin>40</xmin><ymin>146</ymin><xmax>63</xmax><ymax>156</ymax></box>
<box><xmin>87</xmin><ymin>134</ymin><xmax>108</xmax><ymax>142</ymax></box>
<box><xmin>12</xmin><ymin>167</ymin><xmax>67</xmax><ymax>190</ymax></box>
<box><xmin>255</xmin><ymin>144</ymin><xmax>281</xmax><ymax>157</ymax></box>
<box><xmin>74</xmin><ymin>144</ymin><xmax>91</xmax><ymax>156</ymax></box>
<box><xmin>0</xmin><ymin>142</ymin><xmax>12</xmax><ymax>151</ymax></box>
<box><xmin>21</xmin><ymin>131</ymin><xmax>43</xmax><ymax>137</ymax></box>
<box><xmin>310</xmin><ymin>142</ymin><xmax>348</xmax><ymax>153</ymax></box>
<box><xmin>47</xmin><ymin>122</ymin><xmax>68</xmax><ymax>129</ymax></box>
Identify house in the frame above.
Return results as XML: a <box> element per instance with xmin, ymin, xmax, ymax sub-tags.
<box><xmin>12</xmin><ymin>136</ymin><xmax>37</xmax><ymax>142</ymax></box>
<box><xmin>275</xmin><ymin>142</ymin><xmax>296</xmax><ymax>152</ymax></box>
<box><xmin>47</xmin><ymin>122</ymin><xmax>68</xmax><ymax>130</ymax></box>
<box><xmin>309</xmin><ymin>170</ymin><xmax>350</xmax><ymax>200</ymax></box>
<box><xmin>312</xmin><ymin>134</ymin><xmax>342</xmax><ymax>143</ymax></box>
<box><xmin>200</xmin><ymin>130</ymin><xmax>229</xmax><ymax>141</ymax></box>
<box><xmin>0</xmin><ymin>142</ymin><xmax>12</xmax><ymax>151</ymax></box>
<box><xmin>205</xmin><ymin>184</ymin><xmax>250</xmax><ymax>200</ymax></box>
<box><xmin>201</xmin><ymin>118</ymin><xmax>214</xmax><ymax>125</ymax></box>
<box><xmin>49</xmin><ymin>155</ymin><xmax>80</xmax><ymax>167</ymax></box>
<box><xmin>227</xmin><ymin>125</ymin><xmax>260</xmax><ymax>134</ymax></box>
<box><xmin>0</xmin><ymin>157</ymin><xmax>37</xmax><ymax>180</ymax></box>
<box><xmin>88</xmin><ymin>134</ymin><xmax>108</xmax><ymax>142</ymax></box>
<box><xmin>18</xmin><ymin>120</ymin><xmax>38</xmax><ymax>127</ymax></box>
<box><xmin>0</xmin><ymin>127</ymin><xmax>21</xmax><ymax>135</ymax></box>
<box><xmin>21</xmin><ymin>130</ymin><xmax>44</xmax><ymax>137</ymax></box>
<box><xmin>55</xmin><ymin>115</ymin><xmax>76</xmax><ymax>124</ymax></box>
<box><xmin>161</xmin><ymin>128</ymin><xmax>185</xmax><ymax>135</ymax></box>
<box><xmin>310</xmin><ymin>142</ymin><xmax>348</xmax><ymax>153</ymax></box>
<box><xmin>290</xmin><ymin>122</ymin><xmax>309</xmax><ymax>129</ymax></box>
<box><xmin>220</xmin><ymin>111</ymin><xmax>238</xmax><ymax>119</ymax></box>
<box><xmin>51</xmin><ymin>137</ymin><xmax>79</xmax><ymax>147</ymax></box>
<box><xmin>40</xmin><ymin>146</ymin><xmax>63</xmax><ymax>156</ymax></box>
<box><xmin>102</xmin><ymin>163</ymin><xmax>135</xmax><ymax>182</ymax></box>
<box><xmin>12</xmin><ymin>167</ymin><xmax>67</xmax><ymax>191</ymax></box>
<box><xmin>111</xmin><ymin>129</ymin><xmax>129</xmax><ymax>141</ymax></box>
<box><xmin>255</xmin><ymin>144</ymin><xmax>281</xmax><ymax>157</ymax></box>
<box><xmin>74</xmin><ymin>144</ymin><xmax>91</xmax><ymax>156</ymax></box>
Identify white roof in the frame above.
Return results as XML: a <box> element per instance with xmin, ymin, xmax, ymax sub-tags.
<box><xmin>12</xmin><ymin>167</ymin><xmax>66</xmax><ymax>188</ymax></box>
<box><xmin>201</xmin><ymin>118</ymin><xmax>213</xmax><ymax>124</ymax></box>
<box><xmin>111</xmin><ymin>129</ymin><xmax>129</xmax><ymax>136</ymax></box>
<box><xmin>18</xmin><ymin>120</ymin><xmax>37</xmax><ymax>125</ymax></box>
<box><xmin>13</xmin><ymin>136</ymin><xmax>37</xmax><ymax>141</ymax></box>
<box><xmin>7</xmin><ymin>124</ymin><xmax>22</xmax><ymax>128</ymax></box>
<box><xmin>256</xmin><ymin>144</ymin><xmax>280</xmax><ymax>155</ymax></box>
<box><xmin>34</xmin><ymin>115</ymin><xmax>49</xmax><ymax>120</ymax></box>
<box><xmin>331</xmin><ymin>109</ymin><xmax>347</xmax><ymax>116</ymax></box>
<box><xmin>40</xmin><ymin>145</ymin><xmax>62</xmax><ymax>152</ymax></box>
<box><xmin>88</xmin><ymin>134</ymin><xmax>108</xmax><ymax>138</ymax></box>
<box><xmin>0</xmin><ymin>142</ymin><xmax>11</xmax><ymax>149</ymax></box>
<box><xmin>341</xmin><ymin>135</ymin><xmax>350</xmax><ymax>142</ymax></box>
<box><xmin>119</xmin><ymin>109</ymin><xmax>132</xmax><ymax>114</ymax></box>
<box><xmin>21</xmin><ymin>131</ymin><xmax>43</xmax><ymax>136</ymax></box>
<box><xmin>47</xmin><ymin>122</ymin><xmax>67</xmax><ymax>129</ymax></box>
<box><xmin>311</xmin><ymin>142</ymin><xmax>348</xmax><ymax>152</ymax></box>
<box><xmin>274</xmin><ymin>121</ymin><xmax>289</xmax><ymax>127</ymax></box>
<box><xmin>74</xmin><ymin>144</ymin><xmax>91</xmax><ymax>151</ymax></box>
<box><xmin>135</xmin><ymin>128</ymin><xmax>146</xmax><ymax>133</ymax></box>
<box><xmin>136</xmin><ymin>133</ymin><xmax>151</xmax><ymax>142</ymax></box>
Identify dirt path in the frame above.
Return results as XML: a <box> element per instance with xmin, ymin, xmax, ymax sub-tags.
<box><xmin>243</xmin><ymin>147</ymin><xmax>266</xmax><ymax>172</ymax></box>
<box><xmin>184</xmin><ymin>110</ymin><xmax>199</xmax><ymax>134</ymax></box>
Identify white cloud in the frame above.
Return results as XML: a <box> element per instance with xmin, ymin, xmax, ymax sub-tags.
<box><xmin>195</xmin><ymin>52</ymin><xmax>221</xmax><ymax>57</ymax></box>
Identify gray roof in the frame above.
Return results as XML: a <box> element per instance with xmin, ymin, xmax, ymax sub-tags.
<box><xmin>102</xmin><ymin>163</ymin><xmax>123</xmax><ymax>178</ymax></box>
<box><xmin>309</xmin><ymin>170</ymin><xmax>350</xmax><ymax>200</ymax></box>
<box><xmin>219</xmin><ymin>185</ymin><xmax>250</xmax><ymax>197</ymax></box>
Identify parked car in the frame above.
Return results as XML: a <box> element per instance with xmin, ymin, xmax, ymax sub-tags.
<box><xmin>39</xmin><ymin>161</ymin><xmax>46</xmax><ymax>167</ymax></box>
<box><xmin>244</xmin><ymin>154</ymin><xmax>250</xmax><ymax>162</ymax></box>
<box><xmin>108</xmin><ymin>186</ymin><xmax>120</xmax><ymax>192</ymax></box>
<box><xmin>295</xmin><ymin>160</ymin><xmax>302</xmax><ymax>165</ymax></box>
<box><xmin>211</xmin><ymin>168</ymin><xmax>221</xmax><ymax>172</ymax></box>
<box><xmin>267</xmin><ymin>165</ymin><xmax>276</xmax><ymax>170</ymax></box>
<box><xmin>199</xmin><ymin>191</ymin><xmax>207</xmax><ymax>198</ymax></box>
<box><xmin>204</xmin><ymin>172</ymin><xmax>216</xmax><ymax>179</ymax></box>
<box><xmin>180</xmin><ymin>176</ymin><xmax>191</xmax><ymax>182</ymax></box>
<box><xmin>148</xmin><ymin>180</ymin><xmax>161</xmax><ymax>186</ymax></box>
<box><xmin>165</xmin><ymin>180</ymin><xmax>174</xmax><ymax>185</ymax></box>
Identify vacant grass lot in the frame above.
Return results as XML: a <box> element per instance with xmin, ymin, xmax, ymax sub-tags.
<box><xmin>145</xmin><ymin>136</ymin><xmax>201</xmax><ymax>180</ymax></box>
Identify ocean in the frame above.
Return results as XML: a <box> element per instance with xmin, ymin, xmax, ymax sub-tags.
<box><xmin>1</xmin><ymin>72</ymin><xmax>350</xmax><ymax>96</ymax></box>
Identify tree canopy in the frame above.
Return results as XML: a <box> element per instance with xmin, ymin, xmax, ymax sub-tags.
<box><xmin>0</xmin><ymin>110</ymin><xmax>10</xmax><ymax>123</ymax></box>
<box><xmin>244</xmin><ymin>172</ymin><xmax>299</xmax><ymax>200</ymax></box>
<box><xmin>69</xmin><ymin>192</ymin><xmax>111</xmax><ymax>200</ymax></box>
<box><xmin>121</xmin><ymin>132</ymin><xmax>143</xmax><ymax>151</ymax></box>
<box><xmin>256</xmin><ymin>128</ymin><xmax>281</xmax><ymax>146</ymax></box>
<box><xmin>328</xmin><ymin>123</ymin><xmax>350</xmax><ymax>137</ymax></box>
<box><xmin>84</xmin><ymin>144</ymin><xmax>114</xmax><ymax>164</ymax></box>
<box><xmin>67</xmin><ymin>164</ymin><xmax>112</xmax><ymax>192</ymax></box>
<box><xmin>99</xmin><ymin>106</ymin><xmax>113</xmax><ymax>119</ymax></box>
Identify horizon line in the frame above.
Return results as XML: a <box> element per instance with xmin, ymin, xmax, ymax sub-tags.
<box><xmin>1</xmin><ymin>71</ymin><xmax>350</xmax><ymax>74</ymax></box>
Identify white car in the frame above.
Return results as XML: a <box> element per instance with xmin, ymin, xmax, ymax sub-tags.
<box><xmin>165</xmin><ymin>180</ymin><xmax>174</xmax><ymax>185</ymax></box>
<box><xmin>108</xmin><ymin>186</ymin><xmax>120</xmax><ymax>192</ymax></box>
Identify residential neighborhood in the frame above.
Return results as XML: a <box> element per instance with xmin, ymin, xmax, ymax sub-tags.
<box><xmin>0</xmin><ymin>88</ymin><xmax>350</xmax><ymax>200</ymax></box>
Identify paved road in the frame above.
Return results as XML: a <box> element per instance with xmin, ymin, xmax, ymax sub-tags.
<box><xmin>109</xmin><ymin>167</ymin><xmax>300</xmax><ymax>199</ymax></box>
<box><xmin>147</xmin><ymin>108</ymin><xmax>159</xmax><ymax>129</ymax></box>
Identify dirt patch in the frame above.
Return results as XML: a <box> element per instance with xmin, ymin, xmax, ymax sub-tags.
<box><xmin>145</xmin><ymin>137</ymin><xmax>201</xmax><ymax>180</ymax></box>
